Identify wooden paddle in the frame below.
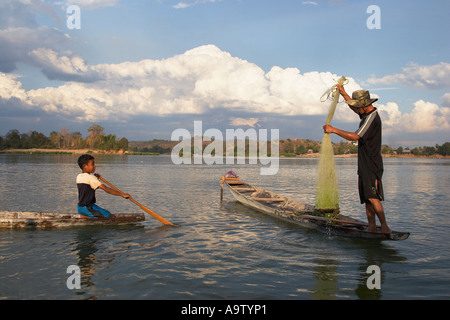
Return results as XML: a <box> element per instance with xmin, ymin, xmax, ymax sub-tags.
<box><xmin>97</xmin><ymin>175</ymin><xmax>176</xmax><ymax>226</ymax></box>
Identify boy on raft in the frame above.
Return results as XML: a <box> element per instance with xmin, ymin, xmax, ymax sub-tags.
<box><xmin>76</xmin><ymin>154</ymin><xmax>130</xmax><ymax>218</ymax></box>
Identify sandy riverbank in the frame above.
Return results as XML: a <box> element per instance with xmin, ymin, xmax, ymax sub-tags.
<box><xmin>1</xmin><ymin>148</ymin><xmax>125</xmax><ymax>154</ymax></box>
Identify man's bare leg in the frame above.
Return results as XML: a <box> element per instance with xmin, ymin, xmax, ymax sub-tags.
<box><xmin>367</xmin><ymin>198</ymin><xmax>391</xmax><ymax>233</ymax></box>
<box><xmin>365</xmin><ymin>201</ymin><xmax>377</xmax><ymax>232</ymax></box>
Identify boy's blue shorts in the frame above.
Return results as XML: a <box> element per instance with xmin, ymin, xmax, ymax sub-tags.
<box><xmin>77</xmin><ymin>204</ymin><xmax>112</xmax><ymax>218</ymax></box>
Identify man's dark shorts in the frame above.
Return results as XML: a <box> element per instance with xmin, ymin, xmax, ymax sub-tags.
<box><xmin>358</xmin><ymin>175</ymin><xmax>384</xmax><ymax>204</ymax></box>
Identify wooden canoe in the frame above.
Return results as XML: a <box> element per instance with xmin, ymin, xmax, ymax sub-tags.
<box><xmin>0</xmin><ymin>211</ymin><xmax>145</xmax><ymax>229</ymax></box>
<box><xmin>221</xmin><ymin>176</ymin><xmax>410</xmax><ymax>241</ymax></box>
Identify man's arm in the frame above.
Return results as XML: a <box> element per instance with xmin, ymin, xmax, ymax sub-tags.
<box><xmin>98</xmin><ymin>184</ymin><xmax>131</xmax><ymax>199</ymax></box>
<box><xmin>336</xmin><ymin>85</ymin><xmax>351</xmax><ymax>101</ymax></box>
<box><xmin>323</xmin><ymin>124</ymin><xmax>360</xmax><ymax>141</ymax></box>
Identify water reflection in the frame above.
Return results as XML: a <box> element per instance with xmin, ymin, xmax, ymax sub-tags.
<box><xmin>74</xmin><ymin>230</ymin><xmax>99</xmax><ymax>298</ymax></box>
<box><xmin>311</xmin><ymin>259</ymin><xmax>339</xmax><ymax>300</ymax></box>
<box><xmin>68</xmin><ymin>224</ymin><xmax>165</xmax><ymax>299</ymax></box>
<box><xmin>0</xmin><ymin>155</ymin><xmax>448</xmax><ymax>299</ymax></box>
<box><xmin>223</xmin><ymin>196</ymin><xmax>409</xmax><ymax>300</ymax></box>
<box><xmin>355</xmin><ymin>242</ymin><xmax>408</xmax><ymax>299</ymax></box>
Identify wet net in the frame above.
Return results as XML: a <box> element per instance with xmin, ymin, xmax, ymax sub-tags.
<box><xmin>315</xmin><ymin>76</ymin><xmax>347</xmax><ymax>212</ymax></box>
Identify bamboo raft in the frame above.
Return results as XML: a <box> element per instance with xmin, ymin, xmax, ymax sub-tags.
<box><xmin>221</xmin><ymin>175</ymin><xmax>410</xmax><ymax>241</ymax></box>
<box><xmin>0</xmin><ymin>212</ymin><xmax>145</xmax><ymax>229</ymax></box>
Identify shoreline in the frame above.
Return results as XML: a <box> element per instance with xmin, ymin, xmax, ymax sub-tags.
<box><xmin>1</xmin><ymin>148</ymin><xmax>449</xmax><ymax>159</ymax></box>
<box><xmin>291</xmin><ymin>153</ymin><xmax>449</xmax><ymax>159</ymax></box>
<box><xmin>0</xmin><ymin>148</ymin><xmax>126</xmax><ymax>155</ymax></box>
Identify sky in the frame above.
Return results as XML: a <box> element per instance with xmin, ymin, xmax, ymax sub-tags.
<box><xmin>0</xmin><ymin>0</ymin><xmax>449</xmax><ymax>147</ymax></box>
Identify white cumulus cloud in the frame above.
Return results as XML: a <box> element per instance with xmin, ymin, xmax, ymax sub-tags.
<box><xmin>377</xmin><ymin>99</ymin><xmax>450</xmax><ymax>134</ymax></box>
<box><xmin>230</xmin><ymin>117</ymin><xmax>260</xmax><ymax>127</ymax></box>
<box><xmin>1</xmin><ymin>44</ymin><xmax>449</xmax><ymax>139</ymax></box>
<box><xmin>28</xmin><ymin>48</ymin><xmax>99</xmax><ymax>82</ymax></box>
<box><xmin>367</xmin><ymin>62</ymin><xmax>450</xmax><ymax>90</ymax></box>
<box><xmin>1</xmin><ymin>45</ymin><xmax>362</xmax><ymax>121</ymax></box>
<box><xmin>0</xmin><ymin>73</ymin><xmax>28</xmax><ymax>102</ymax></box>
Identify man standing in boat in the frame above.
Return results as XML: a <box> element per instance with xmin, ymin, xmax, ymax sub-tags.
<box><xmin>77</xmin><ymin>154</ymin><xmax>130</xmax><ymax>218</ymax></box>
<box><xmin>323</xmin><ymin>86</ymin><xmax>391</xmax><ymax>233</ymax></box>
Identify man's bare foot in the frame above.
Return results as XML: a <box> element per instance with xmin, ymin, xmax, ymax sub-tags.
<box><xmin>381</xmin><ymin>225</ymin><xmax>391</xmax><ymax>233</ymax></box>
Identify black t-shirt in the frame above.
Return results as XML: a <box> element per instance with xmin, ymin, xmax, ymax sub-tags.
<box><xmin>76</xmin><ymin>173</ymin><xmax>102</xmax><ymax>207</ymax></box>
<box><xmin>355</xmin><ymin>109</ymin><xmax>383</xmax><ymax>179</ymax></box>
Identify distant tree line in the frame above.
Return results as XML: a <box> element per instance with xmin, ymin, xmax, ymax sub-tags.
<box><xmin>278</xmin><ymin>139</ymin><xmax>450</xmax><ymax>156</ymax></box>
<box><xmin>130</xmin><ymin>138</ymin><xmax>450</xmax><ymax>157</ymax></box>
<box><xmin>380</xmin><ymin>143</ymin><xmax>450</xmax><ymax>156</ymax></box>
<box><xmin>2</xmin><ymin>127</ymin><xmax>448</xmax><ymax>157</ymax></box>
<box><xmin>279</xmin><ymin>139</ymin><xmax>321</xmax><ymax>156</ymax></box>
<box><xmin>0</xmin><ymin>125</ymin><xmax>129</xmax><ymax>152</ymax></box>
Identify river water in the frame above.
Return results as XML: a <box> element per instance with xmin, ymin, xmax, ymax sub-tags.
<box><xmin>0</xmin><ymin>154</ymin><xmax>448</xmax><ymax>300</ymax></box>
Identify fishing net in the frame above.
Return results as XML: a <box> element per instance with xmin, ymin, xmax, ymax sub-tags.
<box><xmin>315</xmin><ymin>76</ymin><xmax>347</xmax><ymax>213</ymax></box>
<box><xmin>251</xmin><ymin>188</ymin><xmax>315</xmax><ymax>213</ymax></box>
<box><xmin>315</xmin><ymin>133</ymin><xmax>339</xmax><ymax>211</ymax></box>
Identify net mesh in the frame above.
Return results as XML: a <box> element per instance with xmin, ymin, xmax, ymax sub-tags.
<box><xmin>315</xmin><ymin>76</ymin><xmax>346</xmax><ymax>211</ymax></box>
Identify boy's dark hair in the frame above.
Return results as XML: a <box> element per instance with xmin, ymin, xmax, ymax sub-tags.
<box><xmin>78</xmin><ymin>154</ymin><xmax>95</xmax><ymax>170</ymax></box>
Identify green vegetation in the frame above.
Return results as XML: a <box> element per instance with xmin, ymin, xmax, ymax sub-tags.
<box><xmin>126</xmin><ymin>152</ymin><xmax>160</xmax><ymax>155</ymax></box>
<box><xmin>379</xmin><ymin>143</ymin><xmax>450</xmax><ymax>156</ymax></box>
<box><xmin>279</xmin><ymin>138</ymin><xmax>320</xmax><ymax>155</ymax></box>
<box><xmin>0</xmin><ymin>125</ymin><xmax>128</xmax><ymax>152</ymax></box>
<box><xmin>128</xmin><ymin>139</ymin><xmax>174</xmax><ymax>154</ymax></box>
<box><xmin>4</xmin><ymin>150</ymin><xmax>73</xmax><ymax>154</ymax></box>
<box><xmin>279</xmin><ymin>139</ymin><xmax>449</xmax><ymax>157</ymax></box>
<box><xmin>279</xmin><ymin>153</ymin><xmax>297</xmax><ymax>157</ymax></box>
<box><xmin>1</xmin><ymin>127</ymin><xmax>448</xmax><ymax>157</ymax></box>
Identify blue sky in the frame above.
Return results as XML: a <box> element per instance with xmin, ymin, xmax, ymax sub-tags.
<box><xmin>1</xmin><ymin>0</ymin><xmax>449</xmax><ymax>147</ymax></box>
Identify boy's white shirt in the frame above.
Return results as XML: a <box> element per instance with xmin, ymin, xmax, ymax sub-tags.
<box><xmin>76</xmin><ymin>173</ymin><xmax>102</xmax><ymax>190</ymax></box>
